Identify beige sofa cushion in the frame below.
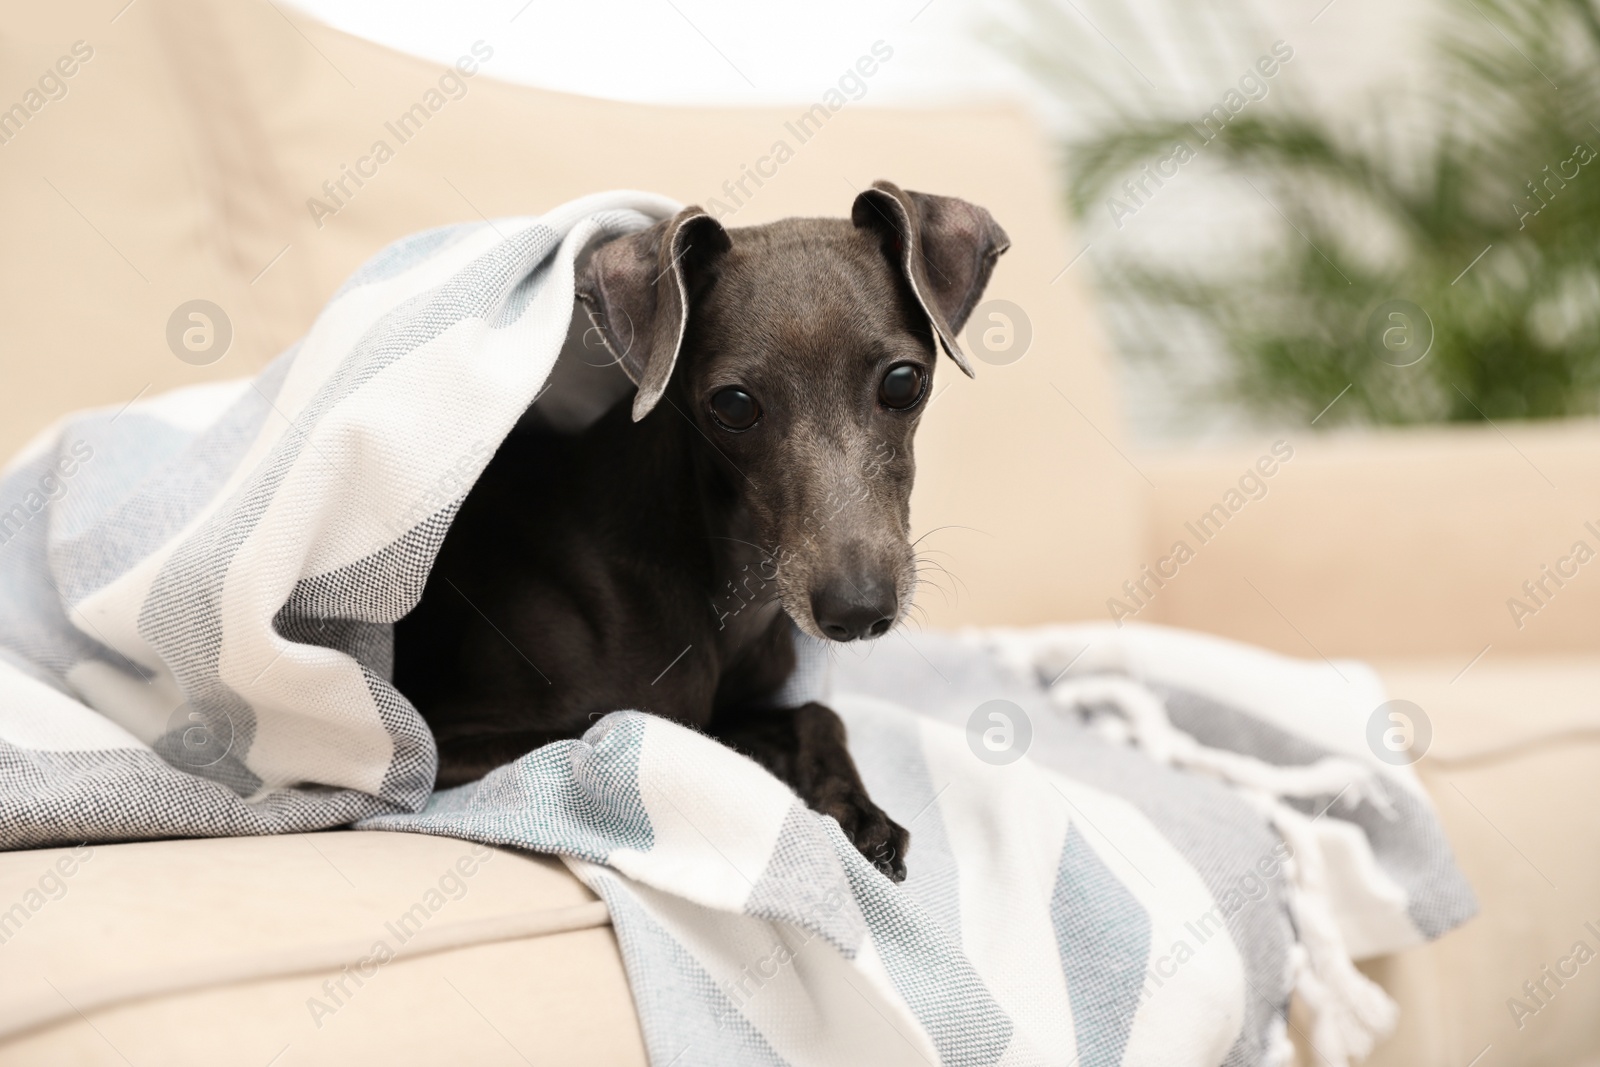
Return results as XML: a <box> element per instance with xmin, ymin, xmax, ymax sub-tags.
<box><xmin>1141</xmin><ymin>424</ymin><xmax>1600</xmax><ymax>658</ymax></box>
<box><xmin>0</xmin><ymin>831</ymin><xmax>645</xmax><ymax>1066</ymax></box>
<box><xmin>1354</xmin><ymin>658</ymin><xmax>1600</xmax><ymax>1067</ymax></box>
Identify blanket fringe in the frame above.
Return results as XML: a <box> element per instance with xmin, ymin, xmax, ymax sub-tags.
<box><xmin>1263</xmin><ymin>1016</ymin><xmax>1297</xmax><ymax>1067</ymax></box>
<box><xmin>1047</xmin><ymin>675</ymin><xmax>1399</xmax><ymax>1067</ymax></box>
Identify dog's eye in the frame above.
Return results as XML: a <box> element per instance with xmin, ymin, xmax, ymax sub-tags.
<box><xmin>878</xmin><ymin>364</ymin><xmax>926</xmax><ymax>410</ymax></box>
<box><xmin>709</xmin><ymin>387</ymin><xmax>762</xmax><ymax>431</ymax></box>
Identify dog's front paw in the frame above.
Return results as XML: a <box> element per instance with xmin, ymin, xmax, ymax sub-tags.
<box><xmin>819</xmin><ymin>790</ymin><xmax>910</xmax><ymax>883</ymax></box>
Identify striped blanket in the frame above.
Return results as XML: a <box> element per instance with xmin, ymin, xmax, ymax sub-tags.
<box><xmin>0</xmin><ymin>191</ymin><xmax>1472</xmax><ymax>1065</ymax></box>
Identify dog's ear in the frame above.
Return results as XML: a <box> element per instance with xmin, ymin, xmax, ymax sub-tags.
<box><xmin>851</xmin><ymin>180</ymin><xmax>1011</xmax><ymax>378</ymax></box>
<box><xmin>578</xmin><ymin>207</ymin><xmax>731</xmax><ymax>421</ymax></box>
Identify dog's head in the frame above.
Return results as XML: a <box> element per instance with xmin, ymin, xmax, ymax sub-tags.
<box><xmin>578</xmin><ymin>181</ymin><xmax>1009</xmax><ymax>642</ymax></box>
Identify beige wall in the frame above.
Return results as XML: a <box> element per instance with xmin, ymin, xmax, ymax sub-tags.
<box><xmin>0</xmin><ymin>0</ymin><xmax>1141</xmax><ymax>629</ymax></box>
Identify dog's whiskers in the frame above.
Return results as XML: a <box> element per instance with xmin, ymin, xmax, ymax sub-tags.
<box><xmin>909</xmin><ymin>578</ymin><xmax>955</xmax><ymax>611</ymax></box>
<box><xmin>910</xmin><ymin>553</ymin><xmax>967</xmax><ymax>603</ymax></box>
<box><xmin>910</xmin><ymin>524</ymin><xmax>991</xmax><ymax>549</ymax></box>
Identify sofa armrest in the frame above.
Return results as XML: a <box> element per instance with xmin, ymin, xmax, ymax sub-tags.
<box><xmin>0</xmin><ymin>832</ymin><xmax>645</xmax><ymax>1065</ymax></box>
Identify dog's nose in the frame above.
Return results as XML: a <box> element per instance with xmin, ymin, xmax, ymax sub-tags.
<box><xmin>810</xmin><ymin>581</ymin><xmax>897</xmax><ymax>642</ymax></box>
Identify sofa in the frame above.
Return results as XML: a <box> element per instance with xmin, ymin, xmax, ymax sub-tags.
<box><xmin>0</xmin><ymin>1</ymin><xmax>1594</xmax><ymax>1063</ymax></box>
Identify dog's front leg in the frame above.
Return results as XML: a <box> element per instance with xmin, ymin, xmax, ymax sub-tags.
<box><xmin>712</xmin><ymin>702</ymin><xmax>909</xmax><ymax>882</ymax></box>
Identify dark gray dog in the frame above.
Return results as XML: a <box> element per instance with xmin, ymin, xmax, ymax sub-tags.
<box><xmin>393</xmin><ymin>181</ymin><xmax>1008</xmax><ymax>880</ymax></box>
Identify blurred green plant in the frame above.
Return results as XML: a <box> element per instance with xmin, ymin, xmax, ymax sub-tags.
<box><xmin>1006</xmin><ymin>0</ymin><xmax>1600</xmax><ymax>424</ymax></box>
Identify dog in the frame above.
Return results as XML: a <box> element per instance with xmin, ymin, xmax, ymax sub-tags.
<box><xmin>393</xmin><ymin>181</ymin><xmax>1008</xmax><ymax>881</ymax></box>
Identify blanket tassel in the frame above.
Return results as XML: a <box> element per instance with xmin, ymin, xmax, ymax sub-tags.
<box><xmin>1048</xmin><ymin>676</ymin><xmax>1399</xmax><ymax>1067</ymax></box>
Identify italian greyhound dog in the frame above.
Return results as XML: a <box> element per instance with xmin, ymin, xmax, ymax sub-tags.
<box><xmin>394</xmin><ymin>181</ymin><xmax>1009</xmax><ymax>880</ymax></box>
